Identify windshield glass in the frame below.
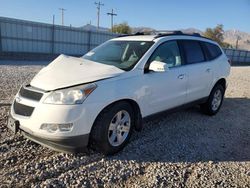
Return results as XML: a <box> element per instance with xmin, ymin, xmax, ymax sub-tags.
<box><xmin>83</xmin><ymin>40</ymin><xmax>154</xmax><ymax>71</ymax></box>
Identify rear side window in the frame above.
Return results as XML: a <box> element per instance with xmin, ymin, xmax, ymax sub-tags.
<box><xmin>181</xmin><ymin>40</ymin><xmax>205</xmax><ymax>64</ymax></box>
<box><xmin>203</xmin><ymin>42</ymin><xmax>222</xmax><ymax>60</ymax></box>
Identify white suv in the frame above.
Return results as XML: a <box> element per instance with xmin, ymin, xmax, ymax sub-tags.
<box><xmin>8</xmin><ymin>32</ymin><xmax>231</xmax><ymax>154</ymax></box>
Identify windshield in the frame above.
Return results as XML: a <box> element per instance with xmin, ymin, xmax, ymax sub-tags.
<box><xmin>83</xmin><ymin>40</ymin><xmax>154</xmax><ymax>71</ymax></box>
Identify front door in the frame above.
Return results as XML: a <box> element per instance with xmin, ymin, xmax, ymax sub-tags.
<box><xmin>143</xmin><ymin>40</ymin><xmax>188</xmax><ymax>115</ymax></box>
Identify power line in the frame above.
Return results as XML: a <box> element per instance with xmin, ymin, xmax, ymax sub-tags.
<box><xmin>107</xmin><ymin>9</ymin><xmax>117</xmax><ymax>32</ymax></box>
<box><xmin>95</xmin><ymin>2</ymin><xmax>104</xmax><ymax>29</ymax></box>
<box><xmin>59</xmin><ymin>8</ymin><xmax>66</xmax><ymax>26</ymax></box>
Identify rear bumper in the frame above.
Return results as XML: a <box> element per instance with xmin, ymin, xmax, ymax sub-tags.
<box><xmin>21</xmin><ymin>130</ymin><xmax>89</xmax><ymax>153</ymax></box>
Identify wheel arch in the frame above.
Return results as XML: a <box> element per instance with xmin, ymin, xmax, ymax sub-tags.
<box><xmin>201</xmin><ymin>77</ymin><xmax>226</xmax><ymax>116</ymax></box>
<box><xmin>212</xmin><ymin>78</ymin><xmax>226</xmax><ymax>91</ymax></box>
<box><xmin>207</xmin><ymin>77</ymin><xmax>226</xmax><ymax>99</ymax></box>
<box><xmin>91</xmin><ymin>98</ymin><xmax>143</xmax><ymax>134</ymax></box>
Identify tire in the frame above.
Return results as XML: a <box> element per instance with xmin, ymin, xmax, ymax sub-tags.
<box><xmin>200</xmin><ymin>84</ymin><xmax>225</xmax><ymax>116</ymax></box>
<box><xmin>89</xmin><ymin>101</ymin><xmax>134</xmax><ymax>155</ymax></box>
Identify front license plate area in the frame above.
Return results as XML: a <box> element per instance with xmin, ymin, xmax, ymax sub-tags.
<box><xmin>7</xmin><ymin>116</ymin><xmax>19</xmax><ymax>134</ymax></box>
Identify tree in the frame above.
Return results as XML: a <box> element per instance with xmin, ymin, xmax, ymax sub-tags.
<box><xmin>112</xmin><ymin>22</ymin><xmax>132</xmax><ymax>34</ymax></box>
<box><xmin>246</xmin><ymin>39</ymin><xmax>250</xmax><ymax>44</ymax></box>
<box><xmin>204</xmin><ymin>24</ymin><xmax>232</xmax><ymax>48</ymax></box>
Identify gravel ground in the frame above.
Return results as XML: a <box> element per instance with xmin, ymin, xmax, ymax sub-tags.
<box><xmin>0</xmin><ymin>63</ymin><xmax>249</xmax><ymax>188</ymax></box>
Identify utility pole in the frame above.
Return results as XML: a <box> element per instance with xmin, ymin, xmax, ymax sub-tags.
<box><xmin>235</xmin><ymin>35</ymin><xmax>241</xmax><ymax>49</ymax></box>
<box><xmin>95</xmin><ymin>2</ymin><xmax>104</xmax><ymax>29</ymax></box>
<box><xmin>52</xmin><ymin>15</ymin><xmax>55</xmax><ymax>25</ymax></box>
<box><xmin>51</xmin><ymin>15</ymin><xmax>55</xmax><ymax>54</ymax></box>
<box><xmin>107</xmin><ymin>9</ymin><xmax>117</xmax><ymax>32</ymax></box>
<box><xmin>0</xmin><ymin>20</ymin><xmax>2</xmax><ymax>52</ymax></box>
<box><xmin>59</xmin><ymin>8</ymin><xmax>66</xmax><ymax>26</ymax></box>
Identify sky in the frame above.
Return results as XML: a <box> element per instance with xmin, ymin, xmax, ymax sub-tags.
<box><xmin>0</xmin><ymin>0</ymin><xmax>250</xmax><ymax>32</ymax></box>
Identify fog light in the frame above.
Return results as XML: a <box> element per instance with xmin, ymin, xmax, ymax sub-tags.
<box><xmin>58</xmin><ymin>123</ymin><xmax>73</xmax><ymax>132</ymax></box>
<box><xmin>40</xmin><ymin>123</ymin><xmax>73</xmax><ymax>133</ymax></box>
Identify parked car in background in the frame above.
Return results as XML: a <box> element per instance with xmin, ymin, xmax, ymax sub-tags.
<box><xmin>8</xmin><ymin>31</ymin><xmax>231</xmax><ymax>155</ymax></box>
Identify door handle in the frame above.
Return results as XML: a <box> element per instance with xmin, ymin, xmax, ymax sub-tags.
<box><xmin>178</xmin><ymin>74</ymin><xmax>185</xmax><ymax>79</ymax></box>
<box><xmin>206</xmin><ymin>68</ymin><xmax>211</xmax><ymax>73</ymax></box>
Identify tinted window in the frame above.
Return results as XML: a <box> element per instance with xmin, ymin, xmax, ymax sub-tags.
<box><xmin>149</xmin><ymin>41</ymin><xmax>182</xmax><ymax>68</ymax></box>
<box><xmin>204</xmin><ymin>42</ymin><xmax>222</xmax><ymax>60</ymax></box>
<box><xmin>181</xmin><ymin>40</ymin><xmax>205</xmax><ymax>64</ymax></box>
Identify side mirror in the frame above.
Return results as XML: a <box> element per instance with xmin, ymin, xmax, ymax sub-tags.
<box><xmin>149</xmin><ymin>61</ymin><xmax>169</xmax><ymax>72</ymax></box>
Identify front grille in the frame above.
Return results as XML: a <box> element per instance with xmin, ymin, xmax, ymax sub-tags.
<box><xmin>13</xmin><ymin>101</ymin><xmax>34</xmax><ymax>117</ymax></box>
<box><xmin>19</xmin><ymin>86</ymin><xmax>43</xmax><ymax>101</ymax></box>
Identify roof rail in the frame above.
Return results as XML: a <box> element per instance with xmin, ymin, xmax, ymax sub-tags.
<box><xmin>192</xmin><ymin>32</ymin><xmax>201</xmax><ymax>37</ymax></box>
<box><xmin>117</xmin><ymin>32</ymin><xmax>145</xmax><ymax>38</ymax></box>
<box><xmin>115</xmin><ymin>30</ymin><xmax>209</xmax><ymax>40</ymax></box>
<box><xmin>154</xmin><ymin>30</ymin><xmax>204</xmax><ymax>39</ymax></box>
<box><xmin>134</xmin><ymin>32</ymin><xmax>145</xmax><ymax>35</ymax></box>
<box><xmin>153</xmin><ymin>30</ymin><xmax>183</xmax><ymax>35</ymax></box>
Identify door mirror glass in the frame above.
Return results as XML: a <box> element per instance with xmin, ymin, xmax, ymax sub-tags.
<box><xmin>149</xmin><ymin>60</ymin><xmax>169</xmax><ymax>72</ymax></box>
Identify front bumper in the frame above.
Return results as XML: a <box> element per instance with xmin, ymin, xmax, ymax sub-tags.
<box><xmin>10</xmin><ymin>85</ymin><xmax>102</xmax><ymax>138</ymax></box>
<box><xmin>8</xmin><ymin>115</ymin><xmax>89</xmax><ymax>153</ymax></box>
<box><xmin>8</xmin><ymin>84</ymin><xmax>104</xmax><ymax>153</ymax></box>
<box><xmin>22</xmin><ymin>130</ymin><xmax>89</xmax><ymax>153</ymax></box>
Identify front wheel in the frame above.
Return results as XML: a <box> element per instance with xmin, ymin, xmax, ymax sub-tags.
<box><xmin>200</xmin><ymin>84</ymin><xmax>225</xmax><ymax>115</ymax></box>
<box><xmin>89</xmin><ymin>102</ymin><xmax>134</xmax><ymax>155</ymax></box>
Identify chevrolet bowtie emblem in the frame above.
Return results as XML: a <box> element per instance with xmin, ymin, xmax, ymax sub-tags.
<box><xmin>16</xmin><ymin>96</ymin><xmax>21</xmax><ymax>103</ymax></box>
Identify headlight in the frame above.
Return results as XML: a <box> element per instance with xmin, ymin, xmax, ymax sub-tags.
<box><xmin>44</xmin><ymin>83</ymin><xmax>97</xmax><ymax>105</ymax></box>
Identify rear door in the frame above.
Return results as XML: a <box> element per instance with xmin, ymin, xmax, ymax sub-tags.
<box><xmin>180</xmin><ymin>40</ymin><xmax>213</xmax><ymax>102</ymax></box>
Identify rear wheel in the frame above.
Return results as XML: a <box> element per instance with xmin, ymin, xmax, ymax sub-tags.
<box><xmin>89</xmin><ymin>102</ymin><xmax>134</xmax><ymax>155</ymax></box>
<box><xmin>201</xmin><ymin>84</ymin><xmax>225</xmax><ymax>115</ymax></box>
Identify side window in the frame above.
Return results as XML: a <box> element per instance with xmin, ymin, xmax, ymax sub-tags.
<box><xmin>149</xmin><ymin>41</ymin><xmax>182</xmax><ymax>68</ymax></box>
<box><xmin>204</xmin><ymin>42</ymin><xmax>222</xmax><ymax>60</ymax></box>
<box><xmin>181</xmin><ymin>40</ymin><xmax>205</xmax><ymax>64</ymax></box>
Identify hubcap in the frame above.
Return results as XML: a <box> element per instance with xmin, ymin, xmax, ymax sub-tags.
<box><xmin>211</xmin><ymin>89</ymin><xmax>222</xmax><ymax>111</ymax></box>
<box><xmin>108</xmin><ymin>110</ymin><xmax>131</xmax><ymax>147</ymax></box>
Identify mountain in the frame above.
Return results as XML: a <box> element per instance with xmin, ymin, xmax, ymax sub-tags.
<box><xmin>224</xmin><ymin>30</ymin><xmax>250</xmax><ymax>50</ymax></box>
<box><xmin>180</xmin><ymin>28</ymin><xmax>203</xmax><ymax>34</ymax></box>
<box><xmin>131</xmin><ymin>27</ymin><xmax>155</xmax><ymax>34</ymax></box>
<box><xmin>79</xmin><ymin>24</ymin><xmax>110</xmax><ymax>32</ymax></box>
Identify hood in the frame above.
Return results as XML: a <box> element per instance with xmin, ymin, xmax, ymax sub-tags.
<box><xmin>30</xmin><ymin>54</ymin><xmax>125</xmax><ymax>91</ymax></box>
